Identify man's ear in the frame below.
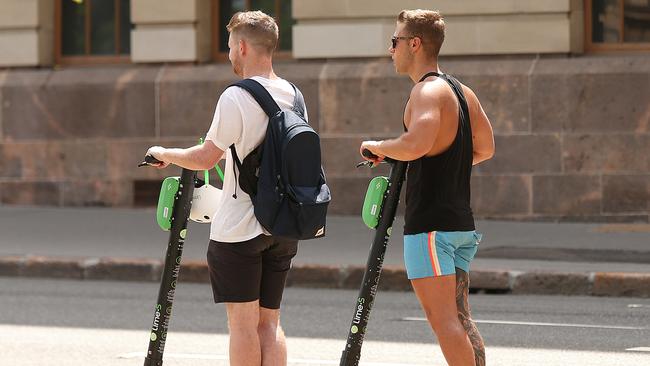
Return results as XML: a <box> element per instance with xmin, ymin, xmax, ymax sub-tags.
<box><xmin>412</xmin><ymin>37</ymin><xmax>421</xmax><ymax>52</ymax></box>
<box><xmin>239</xmin><ymin>39</ymin><xmax>246</xmax><ymax>55</ymax></box>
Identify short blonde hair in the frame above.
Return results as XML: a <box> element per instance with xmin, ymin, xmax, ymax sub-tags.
<box><xmin>227</xmin><ymin>11</ymin><xmax>279</xmax><ymax>54</ymax></box>
<box><xmin>398</xmin><ymin>9</ymin><xmax>445</xmax><ymax>58</ymax></box>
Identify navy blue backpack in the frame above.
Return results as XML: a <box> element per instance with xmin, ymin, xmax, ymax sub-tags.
<box><xmin>228</xmin><ymin>79</ymin><xmax>330</xmax><ymax>240</ymax></box>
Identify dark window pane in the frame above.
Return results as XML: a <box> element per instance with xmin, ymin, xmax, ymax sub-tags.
<box><xmin>62</xmin><ymin>0</ymin><xmax>86</xmax><ymax>55</ymax></box>
<box><xmin>592</xmin><ymin>0</ymin><xmax>622</xmax><ymax>43</ymax></box>
<box><xmin>219</xmin><ymin>0</ymin><xmax>246</xmax><ymax>52</ymax></box>
<box><xmin>252</xmin><ymin>0</ymin><xmax>293</xmax><ymax>51</ymax></box>
<box><xmin>279</xmin><ymin>0</ymin><xmax>294</xmax><ymax>51</ymax></box>
<box><xmin>218</xmin><ymin>0</ymin><xmax>294</xmax><ymax>53</ymax></box>
<box><xmin>90</xmin><ymin>0</ymin><xmax>116</xmax><ymax>55</ymax></box>
<box><xmin>120</xmin><ymin>0</ymin><xmax>131</xmax><ymax>54</ymax></box>
<box><xmin>624</xmin><ymin>0</ymin><xmax>650</xmax><ymax>42</ymax></box>
<box><xmin>251</xmin><ymin>0</ymin><xmax>275</xmax><ymax>15</ymax></box>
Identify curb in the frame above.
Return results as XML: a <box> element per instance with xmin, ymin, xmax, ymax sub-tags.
<box><xmin>1</xmin><ymin>255</ymin><xmax>649</xmax><ymax>298</ymax></box>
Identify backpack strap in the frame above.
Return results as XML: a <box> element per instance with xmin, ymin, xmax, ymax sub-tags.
<box><xmin>226</xmin><ymin>78</ymin><xmax>278</xmax><ymax>198</ymax></box>
<box><xmin>226</xmin><ymin>79</ymin><xmax>307</xmax><ymax>198</ymax></box>
<box><xmin>229</xmin><ymin>140</ymin><xmax>264</xmax><ymax>198</ymax></box>
<box><xmin>230</xmin><ymin>79</ymin><xmax>281</xmax><ymax>117</ymax></box>
<box><xmin>289</xmin><ymin>82</ymin><xmax>307</xmax><ymax>121</ymax></box>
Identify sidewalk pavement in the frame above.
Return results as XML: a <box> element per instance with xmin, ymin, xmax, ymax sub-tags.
<box><xmin>1</xmin><ymin>206</ymin><xmax>649</xmax><ymax>297</ymax></box>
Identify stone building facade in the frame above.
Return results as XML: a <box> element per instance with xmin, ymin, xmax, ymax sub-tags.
<box><xmin>0</xmin><ymin>0</ymin><xmax>649</xmax><ymax>222</ymax></box>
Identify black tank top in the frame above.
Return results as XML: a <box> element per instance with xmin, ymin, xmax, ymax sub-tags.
<box><xmin>404</xmin><ymin>72</ymin><xmax>475</xmax><ymax>235</ymax></box>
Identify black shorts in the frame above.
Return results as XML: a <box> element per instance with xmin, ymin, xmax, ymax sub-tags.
<box><xmin>207</xmin><ymin>235</ymin><xmax>298</xmax><ymax>309</ymax></box>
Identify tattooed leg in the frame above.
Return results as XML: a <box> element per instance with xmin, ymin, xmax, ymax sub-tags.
<box><xmin>456</xmin><ymin>268</ymin><xmax>485</xmax><ymax>366</ymax></box>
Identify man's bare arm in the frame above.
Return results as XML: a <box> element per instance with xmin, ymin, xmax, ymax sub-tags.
<box><xmin>147</xmin><ymin>140</ymin><xmax>224</xmax><ymax>171</ymax></box>
<box><xmin>361</xmin><ymin>83</ymin><xmax>442</xmax><ymax>161</ymax></box>
<box><xmin>464</xmin><ymin>87</ymin><xmax>494</xmax><ymax>165</ymax></box>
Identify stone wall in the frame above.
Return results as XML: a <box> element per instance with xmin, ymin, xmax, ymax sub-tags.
<box><xmin>1</xmin><ymin>55</ymin><xmax>648</xmax><ymax>222</ymax></box>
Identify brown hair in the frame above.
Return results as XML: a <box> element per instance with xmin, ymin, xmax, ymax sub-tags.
<box><xmin>226</xmin><ymin>11</ymin><xmax>279</xmax><ymax>54</ymax></box>
<box><xmin>397</xmin><ymin>9</ymin><xmax>445</xmax><ymax>58</ymax></box>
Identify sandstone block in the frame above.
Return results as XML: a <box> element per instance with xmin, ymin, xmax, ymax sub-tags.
<box><xmin>0</xmin><ymin>256</ymin><xmax>25</xmax><ymax>276</ymax></box>
<box><xmin>593</xmin><ymin>272</ymin><xmax>650</xmax><ymax>298</ymax></box>
<box><xmin>602</xmin><ymin>175</ymin><xmax>650</xmax><ymax>214</ymax></box>
<box><xmin>2</xmin><ymin>68</ymin><xmax>156</xmax><ymax>139</ymax></box>
<box><xmin>179</xmin><ymin>260</ymin><xmax>210</xmax><ymax>283</ymax></box>
<box><xmin>471</xmin><ymin>175</ymin><xmax>531</xmax><ymax>216</ymax></box>
<box><xmin>287</xmin><ymin>264</ymin><xmax>341</xmax><ymax>288</ymax></box>
<box><xmin>476</xmin><ymin>134</ymin><xmax>561</xmax><ymax>174</ymax></box>
<box><xmin>512</xmin><ymin>272</ymin><xmax>591</xmax><ymax>295</ymax></box>
<box><xmin>563</xmin><ymin>134</ymin><xmax>650</xmax><ymax>173</ymax></box>
<box><xmin>23</xmin><ymin>256</ymin><xmax>83</xmax><ymax>279</ymax></box>
<box><xmin>469</xmin><ymin>270</ymin><xmax>510</xmax><ymax>291</ymax></box>
<box><xmin>533</xmin><ymin>175</ymin><xmax>601</xmax><ymax>216</ymax></box>
<box><xmin>84</xmin><ymin>258</ymin><xmax>161</xmax><ymax>282</ymax></box>
<box><xmin>158</xmin><ymin>65</ymin><xmax>237</xmax><ymax>137</ymax></box>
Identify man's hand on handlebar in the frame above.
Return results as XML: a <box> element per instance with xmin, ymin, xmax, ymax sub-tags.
<box><xmin>142</xmin><ymin>146</ymin><xmax>170</xmax><ymax>169</ymax></box>
<box><xmin>360</xmin><ymin>141</ymin><xmax>385</xmax><ymax>165</ymax></box>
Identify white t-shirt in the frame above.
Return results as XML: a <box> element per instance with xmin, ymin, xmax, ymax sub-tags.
<box><xmin>205</xmin><ymin>76</ymin><xmax>307</xmax><ymax>243</ymax></box>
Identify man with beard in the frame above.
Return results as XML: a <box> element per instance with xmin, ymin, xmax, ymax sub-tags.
<box><xmin>146</xmin><ymin>11</ymin><xmax>306</xmax><ymax>366</ymax></box>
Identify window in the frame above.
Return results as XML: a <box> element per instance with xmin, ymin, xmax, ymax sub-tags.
<box><xmin>586</xmin><ymin>0</ymin><xmax>650</xmax><ymax>51</ymax></box>
<box><xmin>212</xmin><ymin>0</ymin><xmax>295</xmax><ymax>60</ymax></box>
<box><xmin>55</xmin><ymin>0</ymin><xmax>132</xmax><ymax>65</ymax></box>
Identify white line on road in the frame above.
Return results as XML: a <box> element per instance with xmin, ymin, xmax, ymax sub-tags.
<box><xmin>626</xmin><ymin>347</ymin><xmax>650</xmax><ymax>352</ymax></box>
<box><xmin>118</xmin><ymin>351</ymin><xmax>430</xmax><ymax>366</ymax></box>
<box><xmin>627</xmin><ymin>304</ymin><xmax>650</xmax><ymax>309</ymax></box>
<box><xmin>119</xmin><ymin>352</ymin><xmax>226</xmax><ymax>360</ymax></box>
<box><xmin>400</xmin><ymin>317</ymin><xmax>649</xmax><ymax>330</ymax></box>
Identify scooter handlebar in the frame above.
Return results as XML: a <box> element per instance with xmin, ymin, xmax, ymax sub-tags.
<box><xmin>138</xmin><ymin>154</ymin><xmax>163</xmax><ymax>167</ymax></box>
<box><xmin>361</xmin><ymin>149</ymin><xmax>396</xmax><ymax>164</ymax></box>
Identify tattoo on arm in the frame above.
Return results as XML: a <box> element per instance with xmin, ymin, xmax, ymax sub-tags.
<box><xmin>456</xmin><ymin>268</ymin><xmax>486</xmax><ymax>366</ymax></box>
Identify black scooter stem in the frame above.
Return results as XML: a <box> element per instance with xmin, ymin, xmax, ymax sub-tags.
<box><xmin>340</xmin><ymin>159</ymin><xmax>408</xmax><ymax>366</ymax></box>
<box><xmin>144</xmin><ymin>168</ymin><xmax>196</xmax><ymax>366</ymax></box>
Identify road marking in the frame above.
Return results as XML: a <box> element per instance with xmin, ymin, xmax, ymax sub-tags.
<box><xmin>627</xmin><ymin>304</ymin><xmax>650</xmax><ymax>309</ymax></box>
<box><xmin>593</xmin><ymin>223</ymin><xmax>650</xmax><ymax>233</ymax></box>
<box><xmin>119</xmin><ymin>352</ymin><xmax>226</xmax><ymax>360</ymax></box>
<box><xmin>118</xmin><ymin>351</ymin><xmax>429</xmax><ymax>366</ymax></box>
<box><xmin>626</xmin><ymin>347</ymin><xmax>650</xmax><ymax>352</ymax></box>
<box><xmin>400</xmin><ymin>317</ymin><xmax>648</xmax><ymax>330</ymax></box>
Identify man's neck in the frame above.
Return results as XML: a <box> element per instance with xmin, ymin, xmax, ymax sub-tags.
<box><xmin>242</xmin><ymin>59</ymin><xmax>276</xmax><ymax>79</ymax></box>
<box><xmin>408</xmin><ymin>60</ymin><xmax>441</xmax><ymax>83</ymax></box>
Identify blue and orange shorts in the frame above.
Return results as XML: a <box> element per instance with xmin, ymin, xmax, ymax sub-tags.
<box><xmin>404</xmin><ymin>231</ymin><xmax>482</xmax><ymax>279</ymax></box>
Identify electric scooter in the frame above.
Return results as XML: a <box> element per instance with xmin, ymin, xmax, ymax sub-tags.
<box><xmin>340</xmin><ymin>149</ymin><xmax>408</xmax><ymax>366</ymax></box>
<box><xmin>139</xmin><ymin>154</ymin><xmax>196</xmax><ymax>366</ymax></box>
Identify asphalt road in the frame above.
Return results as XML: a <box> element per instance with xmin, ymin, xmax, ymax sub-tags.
<box><xmin>2</xmin><ymin>278</ymin><xmax>650</xmax><ymax>365</ymax></box>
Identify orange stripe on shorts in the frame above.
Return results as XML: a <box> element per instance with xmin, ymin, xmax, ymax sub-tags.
<box><xmin>427</xmin><ymin>231</ymin><xmax>441</xmax><ymax>276</ymax></box>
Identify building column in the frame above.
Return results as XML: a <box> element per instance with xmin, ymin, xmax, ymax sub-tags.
<box><xmin>292</xmin><ymin>0</ymin><xmax>582</xmax><ymax>58</ymax></box>
<box><xmin>0</xmin><ymin>0</ymin><xmax>54</xmax><ymax>67</ymax></box>
<box><xmin>131</xmin><ymin>0</ymin><xmax>212</xmax><ymax>63</ymax></box>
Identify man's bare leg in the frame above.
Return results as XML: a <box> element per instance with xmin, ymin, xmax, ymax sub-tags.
<box><xmin>259</xmin><ymin>306</ymin><xmax>287</xmax><ymax>366</ymax></box>
<box><xmin>411</xmin><ymin>275</ymin><xmax>475</xmax><ymax>366</ymax></box>
<box><xmin>456</xmin><ymin>268</ymin><xmax>485</xmax><ymax>366</ymax></box>
<box><xmin>226</xmin><ymin>301</ymin><xmax>261</xmax><ymax>365</ymax></box>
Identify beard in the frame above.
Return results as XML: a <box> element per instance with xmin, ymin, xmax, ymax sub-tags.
<box><xmin>231</xmin><ymin>58</ymin><xmax>243</xmax><ymax>77</ymax></box>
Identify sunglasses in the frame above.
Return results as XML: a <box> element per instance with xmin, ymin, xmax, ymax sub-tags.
<box><xmin>391</xmin><ymin>35</ymin><xmax>416</xmax><ymax>48</ymax></box>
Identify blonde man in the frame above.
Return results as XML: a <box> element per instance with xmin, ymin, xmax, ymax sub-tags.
<box><xmin>147</xmin><ymin>11</ymin><xmax>306</xmax><ymax>366</ymax></box>
<box><xmin>360</xmin><ymin>9</ymin><xmax>494</xmax><ymax>366</ymax></box>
